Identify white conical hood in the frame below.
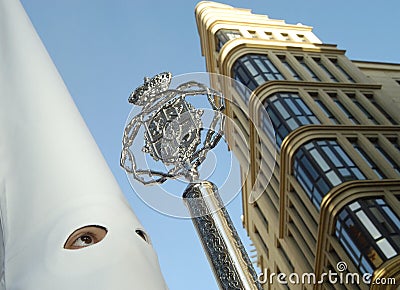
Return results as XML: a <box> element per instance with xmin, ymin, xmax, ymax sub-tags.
<box><xmin>0</xmin><ymin>0</ymin><xmax>167</xmax><ymax>289</ymax></box>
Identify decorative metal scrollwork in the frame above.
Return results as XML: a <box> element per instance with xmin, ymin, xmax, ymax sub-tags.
<box><xmin>183</xmin><ymin>182</ymin><xmax>262</xmax><ymax>290</ymax></box>
<box><xmin>120</xmin><ymin>72</ymin><xmax>262</xmax><ymax>290</ymax></box>
<box><xmin>120</xmin><ymin>72</ymin><xmax>224</xmax><ymax>184</ymax></box>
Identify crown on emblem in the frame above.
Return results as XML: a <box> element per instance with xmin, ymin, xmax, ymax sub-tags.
<box><xmin>128</xmin><ymin>72</ymin><xmax>172</xmax><ymax>105</ymax></box>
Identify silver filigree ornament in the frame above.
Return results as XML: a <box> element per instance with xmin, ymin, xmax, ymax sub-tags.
<box><xmin>121</xmin><ymin>72</ymin><xmax>225</xmax><ymax>185</ymax></box>
<box><xmin>128</xmin><ymin>72</ymin><xmax>172</xmax><ymax>106</ymax></box>
<box><xmin>120</xmin><ymin>73</ymin><xmax>263</xmax><ymax>290</ymax></box>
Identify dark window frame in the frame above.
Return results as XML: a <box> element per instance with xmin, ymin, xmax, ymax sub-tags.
<box><xmin>232</xmin><ymin>54</ymin><xmax>285</xmax><ymax>100</ymax></box>
<box><xmin>278</xmin><ymin>55</ymin><xmax>302</xmax><ymax>80</ymax></box>
<box><xmin>263</xmin><ymin>92</ymin><xmax>320</xmax><ymax>148</ymax></box>
<box><xmin>294</xmin><ymin>140</ymin><xmax>365</xmax><ymax>210</ymax></box>
<box><xmin>215</xmin><ymin>29</ymin><xmax>242</xmax><ymax>52</ymax></box>
<box><xmin>352</xmin><ymin>141</ymin><xmax>386</xmax><ymax>179</ymax></box>
<box><xmin>336</xmin><ymin>198</ymin><xmax>400</xmax><ymax>274</ymax></box>
<box><xmin>312</xmin><ymin>57</ymin><xmax>338</xmax><ymax>82</ymax></box>
<box><xmin>328</xmin><ymin>58</ymin><xmax>355</xmax><ymax>82</ymax></box>
<box><xmin>295</xmin><ymin>56</ymin><xmax>320</xmax><ymax>81</ymax></box>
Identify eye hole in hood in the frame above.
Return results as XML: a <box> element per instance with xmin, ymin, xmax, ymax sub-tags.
<box><xmin>135</xmin><ymin>229</ymin><xmax>150</xmax><ymax>245</ymax></box>
<box><xmin>64</xmin><ymin>225</ymin><xmax>107</xmax><ymax>250</ymax></box>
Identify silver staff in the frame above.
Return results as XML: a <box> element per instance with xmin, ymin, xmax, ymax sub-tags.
<box><xmin>121</xmin><ymin>72</ymin><xmax>262</xmax><ymax>290</ymax></box>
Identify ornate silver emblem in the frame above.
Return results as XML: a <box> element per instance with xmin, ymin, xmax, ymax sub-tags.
<box><xmin>121</xmin><ymin>72</ymin><xmax>224</xmax><ymax>184</ymax></box>
<box><xmin>120</xmin><ymin>72</ymin><xmax>262</xmax><ymax>290</ymax></box>
<box><xmin>142</xmin><ymin>97</ymin><xmax>202</xmax><ymax>165</ymax></box>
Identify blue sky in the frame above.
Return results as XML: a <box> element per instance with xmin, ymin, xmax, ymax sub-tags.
<box><xmin>20</xmin><ymin>0</ymin><xmax>400</xmax><ymax>289</ymax></box>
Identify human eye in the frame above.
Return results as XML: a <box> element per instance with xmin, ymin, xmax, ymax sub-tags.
<box><xmin>64</xmin><ymin>225</ymin><xmax>107</xmax><ymax>250</ymax></box>
<box><xmin>71</xmin><ymin>233</ymin><xmax>96</xmax><ymax>247</ymax></box>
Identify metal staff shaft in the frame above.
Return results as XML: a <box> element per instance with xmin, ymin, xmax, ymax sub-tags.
<box><xmin>183</xmin><ymin>181</ymin><xmax>262</xmax><ymax>290</ymax></box>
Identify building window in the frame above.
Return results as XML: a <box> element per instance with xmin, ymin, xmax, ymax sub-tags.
<box><xmin>371</xmin><ymin>139</ymin><xmax>400</xmax><ymax>175</ymax></box>
<box><xmin>254</xmin><ymin>225</ymin><xmax>269</xmax><ymax>258</ymax></box>
<box><xmin>328</xmin><ymin>58</ymin><xmax>355</xmax><ymax>82</ymax></box>
<box><xmin>294</xmin><ymin>140</ymin><xmax>365</xmax><ymax>210</ymax></box>
<box><xmin>296</xmin><ymin>34</ymin><xmax>307</xmax><ymax>42</ymax></box>
<box><xmin>278</xmin><ymin>55</ymin><xmax>302</xmax><ymax>80</ymax></box>
<box><xmin>248</xmin><ymin>30</ymin><xmax>258</xmax><ymax>38</ymax></box>
<box><xmin>264</xmin><ymin>31</ymin><xmax>274</xmax><ymax>40</ymax></box>
<box><xmin>232</xmin><ymin>54</ymin><xmax>284</xmax><ymax>103</ymax></box>
<box><xmin>259</xmin><ymin>106</ymin><xmax>276</xmax><ymax>142</ymax></box>
<box><xmin>367</xmin><ymin>96</ymin><xmax>398</xmax><ymax>125</ymax></box>
<box><xmin>313</xmin><ymin>57</ymin><xmax>338</xmax><ymax>82</ymax></box>
<box><xmin>351</xmin><ymin>141</ymin><xmax>386</xmax><ymax>179</ymax></box>
<box><xmin>295</xmin><ymin>56</ymin><xmax>320</xmax><ymax>81</ymax></box>
<box><xmin>233</xmin><ymin>78</ymin><xmax>252</xmax><ymax>105</ymax></box>
<box><xmin>336</xmin><ymin>198</ymin><xmax>400</xmax><ymax>274</ymax></box>
<box><xmin>314</xmin><ymin>99</ymin><xmax>339</xmax><ymax>124</ymax></box>
<box><xmin>351</xmin><ymin>97</ymin><xmax>379</xmax><ymax>124</ymax></box>
<box><xmin>254</xmin><ymin>202</ymin><xmax>269</xmax><ymax>233</ymax></box>
<box><xmin>329</xmin><ymin>94</ymin><xmax>360</xmax><ymax>124</ymax></box>
<box><xmin>263</xmin><ymin>92</ymin><xmax>320</xmax><ymax>147</ymax></box>
<box><xmin>391</xmin><ymin>139</ymin><xmax>400</xmax><ymax>153</ymax></box>
<box><xmin>277</xmin><ymin>239</ymin><xmax>294</xmax><ymax>272</ymax></box>
<box><xmin>281</xmin><ymin>33</ymin><xmax>291</xmax><ymax>41</ymax></box>
<box><xmin>215</xmin><ymin>29</ymin><xmax>241</xmax><ymax>51</ymax></box>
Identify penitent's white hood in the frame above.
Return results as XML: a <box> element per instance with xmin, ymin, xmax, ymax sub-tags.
<box><xmin>0</xmin><ymin>0</ymin><xmax>168</xmax><ymax>289</ymax></box>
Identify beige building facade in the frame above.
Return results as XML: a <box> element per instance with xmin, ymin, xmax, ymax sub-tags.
<box><xmin>195</xmin><ymin>2</ymin><xmax>400</xmax><ymax>289</ymax></box>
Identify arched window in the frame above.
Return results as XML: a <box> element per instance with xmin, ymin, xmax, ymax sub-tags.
<box><xmin>263</xmin><ymin>92</ymin><xmax>319</xmax><ymax>147</ymax></box>
<box><xmin>336</xmin><ymin>198</ymin><xmax>400</xmax><ymax>274</ymax></box>
<box><xmin>293</xmin><ymin>140</ymin><xmax>365</xmax><ymax>209</ymax></box>
<box><xmin>232</xmin><ymin>54</ymin><xmax>284</xmax><ymax>103</ymax></box>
